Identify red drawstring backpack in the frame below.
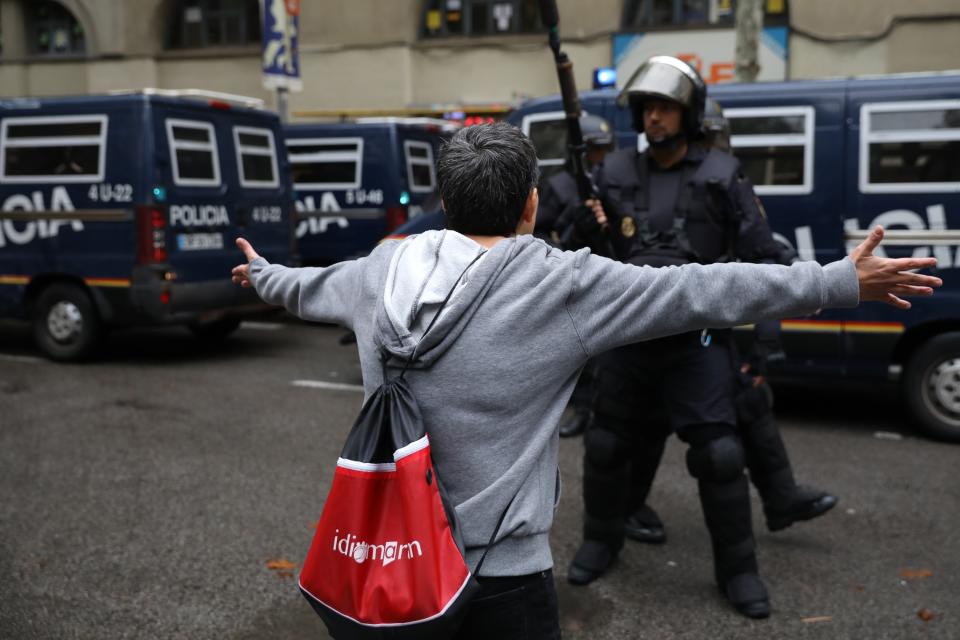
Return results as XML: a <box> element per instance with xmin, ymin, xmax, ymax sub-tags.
<box><xmin>299</xmin><ymin>253</ymin><xmax>515</xmax><ymax>639</ymax></box>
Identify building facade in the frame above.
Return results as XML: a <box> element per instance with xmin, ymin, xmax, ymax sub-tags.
<box><xmin>0</xmin><ymin>1</ymin><xmax>957</xmax><ymax>117</ymax></box>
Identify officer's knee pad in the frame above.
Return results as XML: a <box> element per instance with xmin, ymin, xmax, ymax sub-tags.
<box><xmin>685</xmin><ymin>435</ymin><xmax>745</xmax><ymax>483</ymax></box>
<box><xmin>584</xmin><ymin>427</ymin><xmax>630</xmax><ymax>469</ymax></box>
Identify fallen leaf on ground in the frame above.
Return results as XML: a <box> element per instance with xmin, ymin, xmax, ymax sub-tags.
<box><xmin>266</xmin><ymin>559</ymin><xmax>296</xmax><ymax>571</ymax></box>
<box><xmin>853</xmin><ymin>584</ymin><xmax>865</xmax><ymax>592</ymax></box>
<box><xmin>900</xmin><ymin>568</ymin><xmax>933</xmax><ymax>580</ymax></box>
<box><xmin>918</xmin><ymin>608</ymin><xmax>935</xmax><ymax>622</ymax></box>
<box><xmin>276</xmin><ymin>571</ymin><xmax>295</xmax><ymax>579</ymax></box>
<box><xmin>801</xmin><ymin>616</ymin><xmax>833</xmax><ymax>624</ymax></box>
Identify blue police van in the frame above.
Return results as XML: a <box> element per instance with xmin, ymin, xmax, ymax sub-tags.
<box><xmin>0</xmin><ymin>89</ymin><xmax>295</xmax><ymax>361</ymax></box>
<box><xmin>284</xmin><ymin>118</ymin><xmax>452</xmax><ymax>266</ymax></box>
<box><xmin>391</xmin><ymin>72</ymin><xmax>960</xmax><ymax>442</ymax></box>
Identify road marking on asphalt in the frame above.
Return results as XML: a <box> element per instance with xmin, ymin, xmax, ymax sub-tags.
<box><xmin>291</xmin><ymin>379</ymin><xmax>364</xmax><ymax>392</ymax></box>
<box><xmin>240</xmin><ymin>321</ymin><xmax>285</xmax><ymax>331</ymax></box>
<box><xmin>0</xmin><ymin>353</ymin><xmax>43</xmax><ymax>364</ymax></box>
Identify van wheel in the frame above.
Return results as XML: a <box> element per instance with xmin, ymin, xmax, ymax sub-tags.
<box><xmin>903</xmin><ymin>333</ymin><xmax>960</xmax><ymax>443</ymax></box>
<box><xmin>188</xmin><ymin>316</ymin><xmax>242</xmax><ymax>341</ymax></box>
<box><xmin>32</xmin><ymin>283</ymin><xmax>102</xmax><ymax>361</ymax></box>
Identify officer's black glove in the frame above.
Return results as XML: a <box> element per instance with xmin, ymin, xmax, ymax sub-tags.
<box><xmin>571</xmin><ymin>203</ymin><xmax>602</xmax><ymax>238</ymax></box>
<box><xmin>555</xmin><ymin>202</ymin><xmax>600</xmax><ymax>251</ymax></box>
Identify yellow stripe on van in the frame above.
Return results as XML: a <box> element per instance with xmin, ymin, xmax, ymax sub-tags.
<box><xmin>84</xmin><ymin>278</ymin><xmax>131</xmax><ymax>288</ymax></box>
<box><xmin>843</xmin><ymin>321</ymin><xmax>905</xmax><ymax>334</ymax></box>
<box><xmin>778</xmin><ymin>320</ymin><xmax>905</xmax><ymax>334</ymax></box>
<box><xmin>780</xmin><ymin>320</ymin><xmax>844</xmax><ymax>333</ymax></box>
<box><xmin>0</xmin><ymin>275</ymin><xmax>29</xmax><ymax>285</ymax></box>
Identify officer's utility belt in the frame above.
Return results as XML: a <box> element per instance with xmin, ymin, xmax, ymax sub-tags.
<box><xmin>627</xmin><ymin>247</ymin><xmax>694</xmax><ymax>268</ymax></box>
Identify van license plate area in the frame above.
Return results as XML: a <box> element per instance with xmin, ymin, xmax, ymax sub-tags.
<box><xmin>177</xmin><ymin>233</ymin><xmax>224</xmax><ymax>251</ymax></box>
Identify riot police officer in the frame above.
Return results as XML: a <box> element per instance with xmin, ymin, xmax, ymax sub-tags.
<box><xmin>567</xmin><ymin>56</ymin><xmax>788</xmax><ymax>618</ymax></box>
<box><xmin>538</xmin><ymin>115</ymin><xmax>616</xmax><ymax>437</ymax></box>
<box><xmin>623</xmin><ymin>97</ymin><xmax>838</xmax><ymax>548</ymax></box>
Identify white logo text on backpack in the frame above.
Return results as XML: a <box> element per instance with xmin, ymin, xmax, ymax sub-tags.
<box><xmin>333</xmin><ymin>529</ymin><xmax>423</xmax><ymax>567</ymax></box>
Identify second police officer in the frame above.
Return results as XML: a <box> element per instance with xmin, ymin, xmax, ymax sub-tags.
<box><xmin>566</xmin><ymin>55</ymin><xmax>811</xmax><ymax>618</ymax></box>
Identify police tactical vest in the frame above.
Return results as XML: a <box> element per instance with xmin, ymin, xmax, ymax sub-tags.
<box><xmin>602</xmin><ymin>147</ymin><xmax>741</xmax><ymax>267</ymax></box>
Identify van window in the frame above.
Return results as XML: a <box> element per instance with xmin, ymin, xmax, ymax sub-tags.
<box><xmin>286</xmin><ymin>137</ymin><xmax>363</xmax><ymax>189</ymax></box>
<box><xmin>166</xmin><ymin>119</ymin><xmax>221</xmax><ymax>187</ymax></box>
<box><xmin>520</xmin><ymin>111</ymin><xmax>568</xmax><ymax>175</ymax></box>
<box><xmin>404</xmin><ymin>140</ymin><xmax>436</xmax><ymax>192</ymax></box>
<box><xmin>726</xmin><ymin>106</ymin><xmax>814</xmax><ymax>196</ymax></box>
<box><xmin>860</xmin><ymin>100</ymin><xmax>960</xmax><ymax>193</ymax></box>
<box><xmin>0</xmin><ymin>114</ymin><xmax>107</xmax><ymax>183</ymax></box>
<box><xmin>233</xmin><ymin>126</ymin><xmax>279</xmax><ymax>188</ymax></box>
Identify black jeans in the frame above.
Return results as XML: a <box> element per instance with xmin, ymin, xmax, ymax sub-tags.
<box><xmin>453</xmin><ymin>570</ymin><xmax>561</xmax><ymax>639</ymax></box>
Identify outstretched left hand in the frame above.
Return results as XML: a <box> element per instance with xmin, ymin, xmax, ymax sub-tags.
<box><xmin>231</xmin><ymin>237</ymin><xmax>261</xmax><ymax>288</ymax></box>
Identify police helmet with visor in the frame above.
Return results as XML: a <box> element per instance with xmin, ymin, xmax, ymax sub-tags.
<box><xmin>617</xmin><ymin>55</ymin><xmax>707</xmax><ymax>138</ymax></box>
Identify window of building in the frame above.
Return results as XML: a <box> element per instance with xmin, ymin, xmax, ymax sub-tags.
<box><xmin>286</xmin><ymin>138</ymin><xmax>364</xmax><ymax>190</ymax></box>
<box><xmin>27</xmin><ymin>1</ymin><xmax>86</xmax><ymax>57</ymax></box>
<box><xmin>726</xmin><ymin>106</ymin><xmax>814</xmax><ymax>195</ymax></box>
<box><xmin>166</xmin><ymin>119</ymin><xmax>221</xmax><ymax>187</ymax></box>
<box><xmin>0</xmin><ymin>115</ymin><xmax>107</xmax><ymax>183</ymax></box>
<box><xmin>233</xmin><ymin>126</ymin><xmax>279</xmax><ymax>188</ymax></box>
<box><xmin>421</xmin><ymin>0</ymin><xmax>543</xmax><ymax>38</ymax></box>
<box><xmin>621</xmin><ymin>0</ymin><xmax>788</xmax><ymax>30</ymax></box>
<box><xmin>404</xmin><ymin>141</ymin><xmax>437</xmax><ymax>192</ymax></box>
<box><xmin>860</xmin><ymin>100</ymin><xmax>960</xmax><ymax>193</ymax></box>
<box><xmin>167</xmin><ymin>0</ymin><xmax>261</xmax><ymax>49</ymax></box>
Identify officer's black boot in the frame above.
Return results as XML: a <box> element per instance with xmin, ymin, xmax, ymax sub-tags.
<box><xmin>683</xmin><ymin>426</ymin><xmax>770</xmax><ymax>619</ymax></box>
<box><xmin>559</xmin><ymin>407</ymin><xmax>591</xmax><ymax>438</ymax></box>
<box><xmin>569</xmin><ymin>516</ymin><xmax>623</xmax><ymax>586</ymax></box>
<box><xmin>759</xmin><ymin>469</ymin><xmax>838</xmax><ymax>532</ymax></box>
<box><xmin>624</xmin><ymin>428</ymin><xmax>669</xmax><ymax>544</ymax></box>
<box><xmin>624</xmin><ymin>504</ymin><xmax>666</xmax><ymax>544</ymax></box>
<box><xmin>738</xmin><ymin>407</ymin><xmax>838</xmax><ymax>532</ymax></box>
<box><xmin>569</xmin><ymin>426</ymin><xmax>629</xmax><ymax>585</ymax></box>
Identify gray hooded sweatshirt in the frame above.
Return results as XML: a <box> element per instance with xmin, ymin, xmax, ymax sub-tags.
<box><xmin>248</xmin><ymin>229</ymin><xmax>859</xmax><ymax>577</ymax></box>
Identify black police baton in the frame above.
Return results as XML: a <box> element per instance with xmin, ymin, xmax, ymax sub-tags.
<box><xmin>538</xmin><ymin>0</ymin><xmax>593</xmax><ymax>203</ymax></box>
<box><xmin>539</xmin><ymin>1</ymin><xmax>616</xmax><ymax>256</ymax></box>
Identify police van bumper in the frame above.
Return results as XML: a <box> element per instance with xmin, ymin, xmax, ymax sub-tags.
<box><xmin>129</xmin><ymin>277</ymin><xmax>273</xmax><ymax>325</ymax></box>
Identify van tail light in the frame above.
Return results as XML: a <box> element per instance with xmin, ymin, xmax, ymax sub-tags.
<box><xmin>385</xmin><ymin>206</ymin><xmax>408</xmax><ymax>234</ymax></box>
<box><xmin>137</xmin><ymin>205</ymin><xmax>168</xmax><ymax>264</ymax></box>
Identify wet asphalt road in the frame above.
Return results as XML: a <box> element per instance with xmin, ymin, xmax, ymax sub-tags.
<box><xmin>0</xmin><ymin>317</ymin><xmax>958</xmax><ymax>640</ymax></box>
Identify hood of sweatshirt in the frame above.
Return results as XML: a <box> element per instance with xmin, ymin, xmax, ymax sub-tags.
<box><xmin>375</xmin><ymin>229</ymin><xmax>522</xmax><ymax>367</ymax></box>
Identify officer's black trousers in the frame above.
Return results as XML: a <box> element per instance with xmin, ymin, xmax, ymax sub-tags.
<box><xmin>583</xmin><ymin>331</ymin><xmax>758</xmax><ymax>581</ymax></box>
<box><xmin>733</xmin><ymin>372</ymin><xmax>798</xmax><ymax>507</ymax></box>
<box><xmin>621</xmin><ymin>355</ymin><xmax>803</xmax><ymax>516</ymax></box>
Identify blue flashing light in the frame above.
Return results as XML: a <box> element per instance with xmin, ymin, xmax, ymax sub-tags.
<box><xmin>399</xmin><ymin>191</ymin><xmax>410</xmax><ymax>206</ymax></box>
<box><xmin>152</xmin><ymin>186</ymin><xmax>167</xmax><ymax>202</ymax></box>
<box><xmin>593</xmin><ymin>67</ymin><xmax>617</xmax><ymax>90</ymax></box>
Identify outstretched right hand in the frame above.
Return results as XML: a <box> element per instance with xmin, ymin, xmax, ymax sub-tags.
<box><xmin>850</xmin><ymin>225</ymin><xmax>942</xmax><ymax>309</ymax></box>
<box><xmin>231</xmin><ymin>237</ymin><xmax>261</xmax><ymax>288</ymax></box>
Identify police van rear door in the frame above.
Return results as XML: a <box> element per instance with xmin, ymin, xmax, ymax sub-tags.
<box><xmin>153</xmin><ymin>98</ymin><xmax>293</xmax><ymax>286</ymax></box>
<box><xmin>394</xmin><ymin>121</ymin><xmax>448</xmax><ymax>220</ymax></box>
<box><xmin>842</xmin><ymin>74</ymin><xmax>960</xmax><ymax>375</ymax></box>
<box><xmin>285</xmin><ymin>123</ymin><xmax>377</xmax><ymax>265</ymax></box>
<box><xmin>712</xmin><ymin>81</ymin><xmax>849</xmax><ymax>374</ymax></box>
<box><xmin>0</xmin><ymin>96</ymin><xmax>143</xmax><ymax>318</ymax></box>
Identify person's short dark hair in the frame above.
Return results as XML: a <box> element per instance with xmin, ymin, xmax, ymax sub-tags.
<box><xmin>437</xmin><ymin>122</ymin><xmax>540</xmax><ymax>236</ymax></box>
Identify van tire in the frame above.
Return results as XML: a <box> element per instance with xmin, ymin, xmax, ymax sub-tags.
<box><xmin>903</xmin><ymin>333</ymin><xmax>960</xmax><ymax>443</ymax></box>
<box><xmin>32</xmin><ymin>283</ymin><xmax>102</xmax><ymax>361</ymax></box>
<box><xmin>188</xmin><ymin>316</ymin><xmax>242</xmax><ymax>341</ymax></box>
